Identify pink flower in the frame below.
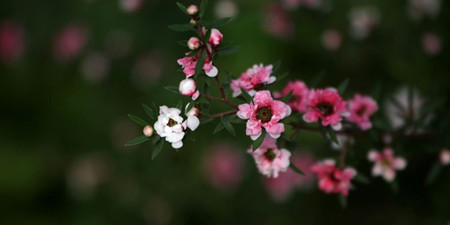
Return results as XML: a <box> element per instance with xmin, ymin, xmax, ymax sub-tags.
<box><xmin>322</xmin><ymin>29</ymin><xmax>342</xmax><ymax>51</ymax></box>
<box><xmin>368</xmin><ymin>148</ymin><xmax>407</xmax><ymax>182</ymax></box>
<box><xmin>53</xmin><ymin>24</ymin><xmax>88</xmax><ymax>63</ymax></box>
<box><xmin>208</xmin><ymin>28</ymin><xmax>223</xmax><ymax>47</ymax></box>
<box><xmin>237</xmin><ymin>90</ymin><xmax>291</xmax><ymax>140</ymax></box>
<box><xmin>346</xmin><ymin>94</ymin><xmax>378</xmax><ymax>130</ymax></box>
<box><xmin>440</xmin><ymin>149</ymin><xmax>450</xmax><ymax>166</ymax></box>
<box><xmin>281</xmin><ymin>0</ymin><xmax>321</xmax><ymax>10</ymax></box>
<box><xmin>275</xmin><ymin>80</ymin><xmax>309</xmax><ymax>113</ymax></box>
<box><xmin>230</xmin><ymin>64</ymin><xmax>276</xmax><ymax>97</ymax></box>
<box><xmin>263</xmin><ymin>151</ymin><xmax>316</xmax><ymax>201</ymax></box>
<box><xmin>203</xmin><ymin>143</ymin><xmax>244</xmax><ymax>191</ymax></box>
<box><xmin>303</xmin><ymin>88</ymin><xmax>348</xmax><ymax>130</ymax></box>
<box><xmin>263</xmin><ymin>3</ymin><xmax>294</xmax><ymax>39</ymax></box>
<box><xmin>248</xmin><ymin>136</ymin><xmax>291</xmax><ymax>178</ymax></box>
<box><xmin>187</xmin><ymin>37</ymin><xmax>200</xmax><ymax>50</ymax></box>
<box><xmin>179</xmin><ymin>78</ymin><xmax>199</xmax><ymax>100</ymax></box>
<box><xmin>311</xmin><ymin>159</ymin><xmax>356</xmax><ymax>196</ymax></box>
<box><xmin>177</xmin><ymin>50</ymin><xmax>218</xmax><ymax>77</ymax></box>
<box><xmin>0</xmin><ymin>21</ymin><xmax>25</xmax><ymax>64</ymax></box>
<box><xmin>119</xmin><ymin>0</ymin><xmax>144</xmax><ymax>13</ymax></box>
<box><xmin>422</xmin><ymin>33</ymin><xmax>441</xmax><ymax>56</ymax></box>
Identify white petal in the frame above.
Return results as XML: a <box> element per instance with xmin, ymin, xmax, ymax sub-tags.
<box><xmin>186</xmin><ymin>116</ymin><xmax>200</xmax><ymax>131</ymax></box>
<box><xmin>331</xmin><ymin>123</ymin><xmax>342</xmax><ymax>131</ymax></box>
<box><xmin>172</xmin><ymin>141</ymin><xmax>183</xmax><ymax>149</ymax></box>
<box><xmin>250</xmin><ymin>133</ymin><xmax>261</xmax><ymax>141</ymax></box>
<box><xmin>205</xmin><ymin>66</ymin><xmax>218</xmax><ymax>77</ymax></box>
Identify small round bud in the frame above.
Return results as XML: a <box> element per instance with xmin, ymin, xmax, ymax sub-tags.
<box><xmin>143</xmin><ymin>125</ymin><xmax>154</xmax><ymax>137</ymax></box>
<box><xmin>189</xmin><ymin>18</ymin><xmax>198</xmax><ymax>25</ymax></box>
<box><xmin>208</xmin><ymin>28</ymin><xmax>224</xmax><ymax>46</ymax></box>
<box><xmin>187</xmin><ymin>37</ymin><xmax>200</xmax><ymax>50</ymax></box>
<box><xmin>186</xmin><ymin>5</ymin><xmax>199</xmax><ymax>15</ymax></box>
<box><xmin>440</xmin><ymin>149</ymin><xmax>450</xmax><ymax>166</ymax></box>
<box><xmin>179</xmin><ymin>78</ymin><xmax>197</xmax><ymax>96</ymax></box>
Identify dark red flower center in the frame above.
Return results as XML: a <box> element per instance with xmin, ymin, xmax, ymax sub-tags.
<box><xmin>257</xmin><ymin>107</ymin><xmax>273</xmax><ymax>123</ymax></box>
<box><xmin>356</xmin><ymin>106</ymin><xmax>367</xmax><ymax>116</ymax></box>
<box><xmin>168</xmin><ymin>118</ymin><xmax>177</xmax><ymax>127</ymax></box>
<box><xmin>264</xmin><ymin>149</ymin><xmax>277</xmax><ymax>162</ymax></box>
<box><xmin>317</xmin><ymin>102</ymin><xmax>334</xmax><ymax>116</ymax></box>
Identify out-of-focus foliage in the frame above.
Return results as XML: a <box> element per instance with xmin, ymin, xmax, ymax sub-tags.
<box><xmin>0</xmin><ymin>0</ymin><xmax>449</xmax><ymax>224</ymax></box>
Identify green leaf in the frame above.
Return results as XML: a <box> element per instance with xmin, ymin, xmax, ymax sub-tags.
<box><xmin>176</xmin><ymin>100</ymin><xmax>183</xmax><ymax>110</ymax></box>
<box><xmin>177</xmin><ymin>40</ymin><xmax>188</xmax><ymax>47</ymax></box>
<box><xmin>222</xmin><ymin>72</ymin><xmax>233</xmax><ymax>95</ymax></box>
<box><xmin>426</xmin><ymin>162</ymin><xmax>441</xmax><ymax>186</ymax></box>
<box><xmin>338</xmin><ymin>195</ymin><xmax>347</xmax><ymax>209</ymax></box>
<box><xmin>276</xmin><ymin>71</ymin><xmax>289</xmax><ymax>81</ymax></box>
<box><xmin>252</xmin><ymin>130</ymin><xmax>266</xmax><ymax>150</ymax></box>
<box><xmin>142</xmin><ymin>104</ymin><xmax>155</xmax><ymax>120</ymax></box>
<box><xmin>176</xmin><ymin>2</ymin><xmax>187</xmax><ymax>14</ymax></box>
<box><xmin>125</xmin><ymin>135</ymin><xmax>149</xmax><ymax>146</ymax></box>
<box><xmin>203</xmin><ymin>80</ymin><xmax>210</xmax><ymax>96</ymax></box>
<box><xmin>310</xmin><ymin>70</ymin><xmax>325</xmax><ymax>87</ymax></box>
<box><xmin>194</xmin><ymin>50</ymin><xmax>207</xmax><ymax>77</ymax></box>
<box><xmin>187</xmin><ymin>49</ymin><xmax>199</xmax><ymax>56</ymax></box>
<box><xmin>186</xmin><ymin>101</ymin><xmax>195</xmax><ymax>113</ymax></box>
<box><xmin>199</xmin><ymin>0</ymin><xmax>208</xmax><ymax>18</ymax></box>
<box><xmin>280</xmin><ymin>90</ymin><xmax>293</xmax><ymax>103</ymax></box>
<box><xmin>272</xmin><ymin>60</ymin><xmax>282</xmax><ymax>73</ymax></box>
<box><xmin>355</xmin><ymin>174</ymin><xmax>370</xmax><ymax>184</ymax></box>
<box><xmin>221</xmin><ymin>118</ymin><xmax>236</xmax><ymax>136</ymax></box>
<box><xmin>213</xmin><ymin>121</ymin><xmax>224</xmax><ymax>134</ymax></box>
<box><xmin>289</xmin><ymin>162</ymin><xmax>305</xmax><ymax>176</ymax></box>
<box><xmin>201</xmin><ymin>117</ymin><xmax>214</xmax><ymax>124</ymax></box>
<box><xmin>240</xmin><ymin>88</ymin><xmax>252</xmax><ymax>103</ymax></box>
<box><xmin>320</xmin><ymin>125</ymin><xmax>339</xmax><ymax>145</ymax></box>
<box><xmin>165</xmin><ymin>86</ymin><xmax>179</xmax><ymax>94</ymax></box>
<box><xmin>128</xmin><ymin>114</ymin><xmax>148</xmax><ymax>126</ymax></box>
<box><xmin>337</xmin><ymin>79</ymin><xmax>349</xmax><ymax>95</ymax></box>
<box><xmin>199</xmin><ymin>17</ymin><xmax>231</xmax><ymax>27</ymax></box>
<box><xmin>151</xmin><ymin>140</ymin><xmax>164</xmax><ymax>160</ymax></box>
<box><xmin>152</xmin><ymin>135</ymin><xmax>161</xmax><ymax>144</ymax></box>
<box><xmin>217</xmin><ymin>45</ymin><xmax>243</xmax><ymax>56</ymax></box>
<box><xmin>168</xmin><ymin>24</ymin><xmax>194</xmax><ymax>32</ymax></box>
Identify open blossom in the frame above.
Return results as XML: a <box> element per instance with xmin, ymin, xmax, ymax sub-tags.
<box><xmin>349</xmin><ymin>7</ymin><xmax>380</xmax><ymax>40</ymax></box>
<box><xmin>208</xmin><ymin>28</ymin><xmax>223</xmax><ymax>46</ymax></box>
<box><xmin>179</xmin><ymin>78</ymin><xmax>199</xmax><ymax>100</ymax></box>
<box><xmin>368</xmin><ymin>148</ymin><xmax>407</xmax><ymax>182</ymax></box>
<box><xmin>154</xmin><ymin>105</ymin><xmax>199</xmax><ymax>149</ymax></box>
<box><xmin>275</xmin><ymin>80</ymin><xmax>309</xmax><ymax>113</ymax></box>
<box><xmin>303</xmin><ymin>88</ymin><xmax>348</xmax><ymax>130</ymax></box>
<box><xmin>248</xmin><ymin>136</ymin><xmax>291</xmax><ymax>178</ymax></box>
<box><xmin>237</xmin><ymin>90</ymin><xmax>291</xmax><ymax>140</ymax></box>
<box><xmin>230</xmin><ymin>64</ymin><xmax>276</xmax><ymax>97</ymax></box>
<box><xmin>0</xmin><ymin>21</ymin><xmax>25</xmax><ymax>64</ymax></box>
<box><xmin>177</xmin><ymin>51</ymin><xmax>218</xmax><ymax>78</ymax></box>
<box><xmin>440</xmin><ymin>149</ymin><xmax>450</xmax><ymax>166</ymax></box>
<box><xmin>311</xmin><ymin>159</ymin><xmax>356</xmax><ymax>196</ymax></box>
<box><xmin>346</xmin><ymin>94</ymin><xmax>378</xmax><ymax>130</ymax></box>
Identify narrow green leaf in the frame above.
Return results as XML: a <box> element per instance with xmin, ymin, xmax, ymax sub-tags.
<box><xmin>240</xmin><ymin>88</ymin><xmax>252</xmax><ymax>103</ymax></box>
<box><xmin>125</xmin><ymin>135</ymin><xmax>149</xmax><ymax>146</ymax></box>
<box><xmin>187</xmin><ymin>49</ymin><xmax>199</xmax><ymax>56</ymax></box>
<box><xmin>151</xmin><ymin>140</ymin><xmax>164</xmax><ymax>160</ymax></box>
<box><xmin>310</xmin><ymin>70</ymin><xmax>325</xmax><ymax>87</ymax></box>
<box><xmin>222</xmin><ymin>72</ymin><xmax>233</xmax><ymax>94</ymax></box>
<box><xmin>165</xmin><ymin>86</ymin><xmax>179</xmax><ymax>94</ymax></box>
<box><xmin>337</xmin><ymin>79</ymin><xmax>349</xmax><ymax>95</ymax></box>
<box><xmin>128</xmin><ymin>114</ymin><xmax>148</xmax><ymax>126</ymax></box>
<box><xmin>217</xmin><ymin>45</ymin><xmax>243</xmax><ymax>55</ymax></box>
<box><xmin>177</xmin><ymin>40</ymin><xmax>188</xmax><ymax>47</ymax></box>
<box><xmin>280</xmin><ymin>90</ymin><xmax>293</xmax><ymax>103</ymax></box>
<box><xmin>186</xmin><ymin>101</ymin><xmax>195</xmax><ymax>113</ymax></box>
<box><xmin>176</xmin><ymin>2</ymin><xmax>187</xmax><ymax>14</ymax></box>
<box><xmin>142</xmin><ymin>104</ymin><xmax>155</xmax><ymax>120</ymax></box>
<box><xmin>426</xmin><ymin>162</ymin><xmax>441</xmax><ymax>186</ymax></box>
<box><xmin>338</xmin><ymin>195</ymin><xmax>348</xmax><ymax>209</ymax></box>
<box><xmin>221</xmin><ymin>118</ymin><xmax>236</xmax><ymax>136</ymax></box>
<box><xmin>272</xmin><ymin>60</ymin><xmax>282</xmax><ymax>73</ymax></box>
<box><xmin>276</xmin><ymin>71</ymin><xmax>289</xmax><ymax>81</ymax></box>
<box><xmin>199</xmin><ymin>17</ymin><xmax>231</xmax><ymax>27</ymax></box>
<box><xmin>355</xmin><ymin>174</ymin><xmax>370</xmax><ymax>184</ymax></box>
<box><xmin>327</xmin><ymin>128</ymin><xmax>339</xmax><ymax>145</ymax></box>
<box><xmin>152</xmin><ymin>135</ymin><xmax>161</xmax><ymax>144</ymax></box>
<box><xmin>201</xmin><ymin>117</ymin><xmax>214</xmax><ymax>124</ymax></box>
<box><xmin>168</xmin><ymin>23</ymin><xmax>194</xmax><ymax>32</ymax></box>
<box><xmin>252</xmin><ymin>130</ymin><xmax>266</xmax><ymax>150</ymax></box>
<box><xmin>176</xmin><ymin>100</ymin><xmax>183</xmax><ymax>110</ymax></box>
<box><xmin>213</xmin><ymin>121</ymin><xmax>224</xmax><ymax>134</ymax></box>
<box><xmin>194</xmin><ymin>50</ymin><xmax>207</xmax><ymax>77</ymax></box>
<box><xmin>289</xmin><ymin>162</ymin><xmax>305</xmax><ymax>176</ymax></box>
<box><xmin>204</xmin><ymin>80</ymin><xmax>210</xmax><ymax>96</ymax></box>
<box><xmin>199</xmin><ymin>0</ymin><xmax>208</xmax><ymax>18</ymax></box>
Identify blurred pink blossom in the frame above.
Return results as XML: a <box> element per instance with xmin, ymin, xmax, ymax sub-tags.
<box><xmin>132</xmin><ymin>52</ymin><xmax>164</xmax><ymax>87</ymax></box>
<box><xmin>408</xmin><ymin>0</ymin><xmax>440</xmax><ymax>21</ymax></box>
<box><xmin>422</xmin><ymin>33</ymin><xmax>441</xmax><ymax>56</ymax></box>
<box><xmin>80</xmin><ymin>52</ymin><xmax>110</xmax><ymax>84</ymax></box>
<box><xmin>203</xmin><ymin>143</ymin><xmax>245</xmax><ymax>192</ymax></box>
<box><xmin>215</xmin><ymin>0</ymin><xmax>238</xmax><ymax>18</ymax></box>
<box><xmin>119</xmin><ymin>0</ymin><xmax>144</xmax><ymax>13</ymax></box>
<box><xmin>322</xmin><ymin>29</ymin><xmax>342</xmax><ymax>51</ymax></box>
<box><xmin>53</xmin><ymin>24</ymin><xmax>88</xmax><ymax>62</ymax></box>
<box><xmin>264</xmin><ymin>151</ymin><xmax>316</xmax><ymax>201</ymax></box>
<box><xmin>282</xmin><ymin>0</ymin><xmax>321</xmax><ymax>10</ymax></box>
<box><xmin>263</xmin><ymin>3</ymin><xmax>294</xmax><ymax>39</ymax></box>
<box><xmin>0</xmin><ymin>21</ymin><xmax>25</xmax><ymax>64</ymax></box>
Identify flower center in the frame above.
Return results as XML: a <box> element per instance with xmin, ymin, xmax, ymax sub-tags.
<box><xmin>257</xmin><ymin>107</ymin><xmax>273</xmax><ymax>123</ymax></box>
<box><xmin>317</xmin><ymin>102</ymin><xmax>334</xmax><ymax>116</ymax></box>
<box><xmin>356</xmin><ymin>106</ymin><xmax>366</xmax><ymax>116</ymax></box>
<box><xmin>264</xmin><ymin>149</ymin><xmax>277</xmax><ymax>162</ymax></box>
<box><xmin>168</xmin><ymin>118</ymin><xmax>177</xmax><ymax>127</ymax></box>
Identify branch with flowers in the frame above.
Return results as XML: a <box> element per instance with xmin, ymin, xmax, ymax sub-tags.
<box><xmin>126</xmin><ymin>0</ymin><xmax>450</xmax><ymax>207</ymax></box>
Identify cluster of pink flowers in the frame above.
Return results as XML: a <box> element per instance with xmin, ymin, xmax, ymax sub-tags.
<box><xmin>368</xmin><ymin>148</ymin><xmax>407</xmax><ymax>182</ymax></box>
<box><xmin>237</xmin><ymin>90</ymin><xmax>292</xmax><ymax>140</ymax></box>
<box><xmin>274</xmin><ymin>80</ymin><xmax>309</xmax><ymax>113</ymax></box>
<box><xmin>248</xmin><ymin>137</ymin><xmax>291</xmax><ymax>178</ymax></box>
<box><xmin>311</xmin><ymin>159</ymin><xmax>356</xmax><ymax>196</ymax></box>
<box><xmin>231</xmin><ymin>64</ymin><xmax>276</xmax><ymax>97</ymax></box>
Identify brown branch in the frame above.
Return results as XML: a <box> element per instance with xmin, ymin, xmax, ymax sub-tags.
<box><xmin>208</xmin><ymin>110</ymin><xmax>238</xmax><ymax>118</ymax></box>
<box><xmin>202</xmin><ymin>93</ymin><xmax>238</xmax><ymax>109</ymax></box>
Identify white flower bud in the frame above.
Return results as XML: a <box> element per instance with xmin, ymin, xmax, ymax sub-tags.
<box><xmin>186</xmin><ymin>5</ymin><xmax>199</xmax><ymax>15</ymax></box>
<box><xmin>143</xmin><ymin>125</ymin><xmax>153</xmax><ymax>137</ymax></box>
<box><xmin>179</xmin><ymin>78</ymin><xmax>197</xmax><ymax>96</ymax></box>
<box><xmin>187</xmin><ymin>37</ymin><xmax>200</xmax><ymax>50</ymax></box>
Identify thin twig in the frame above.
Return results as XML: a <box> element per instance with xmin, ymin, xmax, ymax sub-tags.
<box><xmin>208</xmin><ymin>110</ymin><xmax>238</xmax><ymax>118</ymax></box>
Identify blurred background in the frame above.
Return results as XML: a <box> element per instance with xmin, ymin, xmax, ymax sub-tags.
<box><xmin>1</xmin><ymin>0</ymin><xmax>450</xmax><ymax>224</ymax></box>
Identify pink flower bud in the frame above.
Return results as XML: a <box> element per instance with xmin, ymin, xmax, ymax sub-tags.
<box><xmin>185</xmin><ymin>103</ymin><xmax>199</xmax><ymax>117</ymax></box>
<box><xmin>186</xmin><ymin>5</ymin><xmax>199</xmax><ymax>15</ymax></box>
<box><xmin>187</xmin><ymin>37</ymin><xmax>200</xmax><ymax>50</ymax></box>
<box><xmin>208</xmin><ymin>28</ymin><xmax>223</xmax><ymax>46</ymax></box>
<box><xmin>143</xmin><ymin>125</ymin><xmax>153</xmax><ymax>137</ymax></box>
<box><xmin>179</xmin><ymin>78</ymin><xmax>197</xmax><ymax>96</ymax></box>
<box><xmin>440</xmin><ymin>149</ymin><xmax>450</xmax><ymax>166</ymax></box>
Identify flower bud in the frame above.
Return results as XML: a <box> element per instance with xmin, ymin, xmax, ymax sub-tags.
<box><xmin>440</xmin><ymin>149</ymin><xmax>450</xmax><ymax>166</ymax></box>
<box><xmin>185</xmin><ymin>103</ymin><xmax>199</xmax><ymax>117</ymax></box>
<box><xmin>186</xmin><ymin>5</ymin><xmax>199</xmax><ymax>15</ymax></box>
<box><xmin>187</xmin><ymin>37</ymin><xmax>200</xmax><ymax>50</ymax></box>
<box><xmin>208</xmin><ymin>28</ymin><xmax>223</xmax><ymax>46</ymax></box>
<box><xmin>190</xmin><ymin>18</ymin><xmax>198</xmax><ymax>25</ymax></box>
<box><xmin>143</xmin><ymin>125</ymin><xmax>154</xmax><ymax>137</ymax></box>
<box><xmin>179</xmin><ymin>78</ymin><xmax>197</xmax><ymax>96</ymax></box>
